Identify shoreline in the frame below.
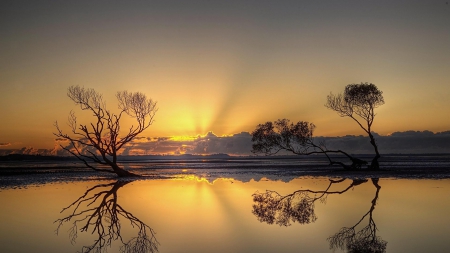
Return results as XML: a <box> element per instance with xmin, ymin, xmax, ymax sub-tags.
<box><xmin>1</xmin><ymin>154</ymin><xmax>450</xmax><ymax>189</ymax></box>
<box><xmin>1</xmin><ymin>165</ymin><xmax>450</xmax><ymax>191</ymax></box>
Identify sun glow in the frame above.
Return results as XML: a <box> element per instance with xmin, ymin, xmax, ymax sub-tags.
<box><xmin>167</xmin><ymin>132</ymin><xmax>231</xmax><ymax>142</ymax></box>
<box><xmin>154</xmin><ymin>95</ymin><xmax>220</xmax><ymax>137</ymax></box>
<box><xmin>169</xmin><ymin>136</ymin><xmax>198</xmax><ymax>142</ymax></box>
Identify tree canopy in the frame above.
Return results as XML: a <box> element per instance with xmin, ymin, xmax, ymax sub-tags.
<box><xmin>326</xmin><ymin>82</ymin><xmax>384</xmax><ymax>169</ymax></box>
<box><xmin>251</xmin><ymin>119</ymin><xmax>367</xmax><ymax>170</ymax></box>
<box><xmin>54</xmin><ymin>86</ymin><xmax>157</xmax><ymax>177</ymax></box>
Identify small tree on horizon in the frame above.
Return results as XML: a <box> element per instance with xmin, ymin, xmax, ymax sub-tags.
<box><xmin>54</xmin><ymin>86</ymin><xmax>157</xmax><ymax>177</ymax></box>
<box><xmin>325</xmin><ymin>82</ymin><xmax>384</xmax><ymax>170</ymax></box>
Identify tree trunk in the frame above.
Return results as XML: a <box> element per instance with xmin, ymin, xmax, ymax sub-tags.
<box><xmin>323</xmin><ymin>150</ymin><xmax>367</xmax><ymax>170</ymax></box>
<box><xmin>110</xmin><ymin>162</ymin><xmax>139</xmax><ymax>177</ymax></box>
<box><xmin>368</xmin><ymin>132</ymin><xmax>380</xmax><ymax>170</ymax></box>
<box><xmin>102</xmin><ymin>154</ymin><xmax>139</xmax><ymax>177</ymax></box>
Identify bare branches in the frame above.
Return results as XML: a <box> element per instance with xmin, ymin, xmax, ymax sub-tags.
<box><xmin>55</xmin><ymin>181</ymin><xmax>159</xmax><ymax>253</ymax></box>
<box><xmin>68</xmin><ymin>86</ymin><xmax>105</xmax><ymax>112</ymax></box>
<box><xmin>117</xmin><ymin>91</ymin><xmax>157</xmax><ymax>128</ymax></box>
<box><xmin>120</xmin><ymin>219</ymin><xmax>159</xmax><ymax>253</ymax></box>
<box><xmin>116</xmin><ymin>91</ymin><xmax>157</xmax><ymax>151</ymax></box>
<box><xmin>326</xmin><ymin>93</ymin><xmax>353</xmax><ymax>117</ymax></box>
<box><xmin>54</xmin><ymin>86</ymin><xmax>157</xmax><ymax>177</ymax></box>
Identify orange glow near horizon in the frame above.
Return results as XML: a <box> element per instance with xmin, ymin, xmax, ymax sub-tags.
<box><xmin>1</xmin><ymin>2</ymin><xmax>450</xmax><ymax>151</ymax></box>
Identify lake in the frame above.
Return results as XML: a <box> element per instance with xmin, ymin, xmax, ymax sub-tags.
<box><xmin>1</xmin><ymin>173</ymin><xmax>449</xmax><ymax>253</ymax></box>
<box><xmin>1</xmin><ymin>155</ymin><xmax>450</xmax><ymax>253</ymax></box>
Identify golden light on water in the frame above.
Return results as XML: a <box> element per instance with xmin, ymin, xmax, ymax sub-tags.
<box><xmin>172</xmin><ymin>175</ymin><xmax>236</xmax><ymax>185</ymax></box>
<box><xmin>2</xmin><ymin>177</ymin><xmax>450</xmax><ymax>253</ymax></box>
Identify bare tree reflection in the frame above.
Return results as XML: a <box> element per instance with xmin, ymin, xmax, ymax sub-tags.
<box><xmin>55</xmin><ymin>180</ymin><xmax>159</xmax><ymax>253</ymax></box>
<box><xmin>252</xmin><ymin>178</ymin><xmax>387</xmax><ymax>253</ymax></box>
<box><xmin>327</xmin><ymin>179</ymin><xmax>386</xmax><ymax>253</ymax></box>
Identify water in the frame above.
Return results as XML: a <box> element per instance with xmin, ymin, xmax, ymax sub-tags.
<box><xmin>2</xmin><ymin>154</ymin><xmax>450</xmax><ymax>189</ymax></box>
<box><xmin>1</xmin><ymin>155</ymin><xmax>450</xmax><ymax>252</ymax></box>
<box><xmin>0</xmin><ymin>176</ymin><xmax>449</xmax><ymax>253</ymax></box>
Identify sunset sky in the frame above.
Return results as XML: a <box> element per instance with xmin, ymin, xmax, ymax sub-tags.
<box><xmin>1</xmin><ymin>1</ymin><xmax>449</xmax><ymax>154</ymax></box>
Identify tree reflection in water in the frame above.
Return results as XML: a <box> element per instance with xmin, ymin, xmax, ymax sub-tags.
<box><xmin>252</xmin><ymin>178</ymin><xmax>387</xmax><ymax>253</ymax></box>
<box><xmin>55</xmin><ymin>180</ymin><xmax>159</xmax><ymax>253</ymax></box>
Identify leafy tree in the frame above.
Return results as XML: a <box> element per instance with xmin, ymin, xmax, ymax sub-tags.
<box><xmin>252</xmin><ymin>178</ymin><xmax>367</xmax><ymax>226</ymax></box>
<box><xmin>325</xmin><ymin>83</ymin><xmax>384</xmax><ymax>169</ymax></box>
<box><xmin>54</xmin><ymin>86</ymin><xmax>157</xmax><ymax>177</ymax></box>
<box><xmin>251</xmin><ymin>119</ymin><xmax>367</xmax><ymax>170</ymax></box>
<box><xmin>327</xmin><ymin>179</ymin><xmax>386</xmax><ymax>253</ymax></box>
<box><xmin>252</xmin><ymin>178</ymin><xmax>387</xmax><ymax>253</ymax></box>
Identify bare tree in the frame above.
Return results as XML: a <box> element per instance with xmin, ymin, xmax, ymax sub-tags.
<box><xmin>251</xmin><ymin>119</ymin><xmax>367</xmax><ymax>170</ymax></box>
<box><xmin>326</xmin><ymin>83</ymin><xmax>384</xmax><ymax>170</ymax></box>
<box><xmin>55</xmin><ymin>180</ymin><xmax>159</xmax><ymax>253</ymax></box>
<box><xmin>54</xmin><ymin>86</ymin><xmax>157</xmax><ymax>177</ymax></box>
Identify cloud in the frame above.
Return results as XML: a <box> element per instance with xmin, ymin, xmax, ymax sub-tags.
<box><xmin>1</xmin><ymin>130</ymin><xmax>449</xmax><ymax>156</ymax></box>
<box><xmin>48</xmin><ymin>138</ymin><xmax>99</xmax><ymax>156</ymax></box>
<box><xmin>2</xmin><ymin>146</ymin><xmax>57</xmax><ymax>156</ymax></box>
<box><xmin>118</xmin><ymin>131</ymin><xmax>253</xmax><ymax>155</ymax></box>
<box><xmin>315</xmin><ymin>131</ymin><xmax>450</xmax><ymax>154</ymax></box>
<box><xmin>185</xmin><ymin>132</ymin><xmax>253</xmax><ymax>155</ymax></box>
<box><xmin>389</xmin><ymin>130</ymin><xmax>435</xmax><ymax>137</ymax></box>
<box><xmin>0</xmin><ymin>142</ymin><xmax>11</xmax><ymax>147</ymax></box>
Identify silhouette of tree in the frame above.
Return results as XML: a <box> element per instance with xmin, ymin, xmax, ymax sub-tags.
<box><xmin>327</xmin><ymin>179</ymin><xmax>386</xmax><ymax>253</ymax></box>
<box><xmin>54</xmin><ymin>86</ymin><xmax>157</xmax><ymax>177</ymax></box>
<box><xmin>252</xmin><ymin>178</ymin><xmax>387</xmax><ymax>253</ymax></box>
<box><xmin>252</xmin><ymin>178</ymin><xmax>368</xmax><ymax>226</ymax></box>
<box><xmin>326</xmin><ymin>83</ymin><xmax>384</xmax><ymax>170</ymax></box>
<box><xmin>55</xmin><ymin>180</ymin><xmax>159</xmax><ymax>253</ymax></box>
<box><xmin>251</xmin><ymin>119</ymin><xmax>367</xmax><ymax>170</ymax></box>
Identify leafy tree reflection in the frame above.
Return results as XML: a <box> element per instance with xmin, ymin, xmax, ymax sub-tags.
<box><xmin>328</xmin><ymin>179</ymin><xmax>386</xmax><ymax>253</ymax></box>
<box><xmin>55</xmin><ymin>180</ymin><xmax>159</xmax><ymax>253</ymax></box>
<box><xmin>252</xmin><ymin>178</ymin><xmax>386</xmax><ymax>253</ymax></box>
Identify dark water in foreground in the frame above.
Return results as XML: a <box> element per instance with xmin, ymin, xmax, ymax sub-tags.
<box><xmin>1</xmin><ymin>154</ymin><xmax>450</xmax><ymax>188</ymax></box>
<box><xmin>0</xmin><ymin>155</ymin><xmax>450</xmax><ymax>253</ymax></box>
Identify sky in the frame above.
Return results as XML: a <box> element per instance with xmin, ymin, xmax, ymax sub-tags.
<box><xmin>1</xmin><ymin>0</ymin><xmax>449</xmax><ymax>155</ymax></box>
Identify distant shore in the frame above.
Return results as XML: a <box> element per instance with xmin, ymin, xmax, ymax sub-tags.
<box><xmin>1</xmin><ymin>153</ymin><xmax>450</xmax><ymax>190</ymax></box>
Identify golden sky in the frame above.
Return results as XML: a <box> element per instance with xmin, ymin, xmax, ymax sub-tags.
<box><xmin>1</xmin><ymin>1</ymin><xmax>449</xmax><ymax>151</ymax></box>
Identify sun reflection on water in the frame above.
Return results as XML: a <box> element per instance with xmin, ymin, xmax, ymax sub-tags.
<box><xmin>171</xmin><ymin>174</ymin><xmax>235</xmax><ymax>184</ymax></box>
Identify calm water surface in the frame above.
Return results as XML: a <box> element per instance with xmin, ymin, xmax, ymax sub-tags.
<box><xmin>0</xmin><ymin>176</ymin><xmax>449</xmax><ymax>253</ymax></box>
